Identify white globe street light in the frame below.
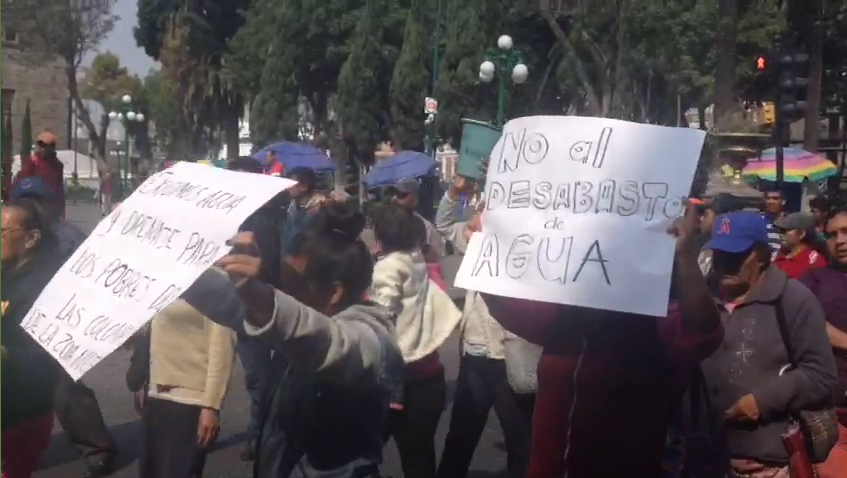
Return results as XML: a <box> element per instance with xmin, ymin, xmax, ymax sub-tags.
<box><xmin>511</xmin><ymin>63</ymin><xmax>529</xmax><ymax>84</ymax></box>
<box><xmin>497</xmin><ymin>35</ymin><xmax>513</xmax><ymax>50</ymax></box>
<box><xmin>126</xmin><ymin>111</ymin><xmax>137</xmax><ymax>122</ymax></box>
<box><xmin>479</xmin><ymin>60</ymin><xmax>495</xmax><ymax>78</ymax></box>
<box><xmin>135</xmin><ymin>113</ymin><xmax>145</xmax><ymax>122</ymax></box>
<box><xmin>479</xmin><ymin>71</ymin><xmax>494</xmax><ymax>82</ymax></box>
<box><xmin>108</xmin><ymin>111</ymin><xmax>118</xmax><ymax>120</ymax></box>
<box><xmin>122</xmin><ymin>94</ymin><xmax>132</xmax><ymax>104</ymax></box>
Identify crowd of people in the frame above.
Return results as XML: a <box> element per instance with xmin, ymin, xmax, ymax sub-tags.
<box><xmin>1</xmin><ymin>135</ymin><xmax>846</xmax><ymax>478</ymax></box>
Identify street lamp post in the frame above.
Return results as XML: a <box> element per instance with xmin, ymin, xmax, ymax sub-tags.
<box><xmin>479</xmin><ymin>35</ymin><xmax>529</xmax><ymax>127</ymax></box>
<box><xmin>108</xmin><ymin>94</ymin><xmax>144</xmax><ymax>198</ymax></box>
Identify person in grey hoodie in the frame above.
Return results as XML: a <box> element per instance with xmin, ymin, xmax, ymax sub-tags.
<box><xmin>184</xmin><ymin>201</ymin><xmax>403</xmax><ymax>478</ymax></box>
<box><xmin>699</xmin><ymin>211</ymin><xmax>836</xmax><ymax>476</ymax></box>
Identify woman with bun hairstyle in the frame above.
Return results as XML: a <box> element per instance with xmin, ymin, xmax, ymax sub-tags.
<box><xmin>183</xmin><ymin>201</ymin><xmax>404</xmax><ymax>478</ymax></box>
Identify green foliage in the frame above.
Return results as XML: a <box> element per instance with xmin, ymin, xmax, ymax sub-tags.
<box><xmin>20</xmin><ymin>99</ymin><xmax>32</xmax><ymax>159</ymax></box>
<box><xmin>80</xmin><ymin>53</ymin><xmax>144</xmax><ymax>113</ymax></box>
<box><xmin>249</xmin><ymin>0</ymin><xmax>301</xmax><ymax>146</ymax></box>
<box><xmin>336</xmin><ymin>0</ymin><xmax>394</xmax><ymax>152</ymax></box>
<box><xmin>141</xmin><ymin>69</ymin><xmax>187</xmax><ymax>156</ymax></box>
<box><xmin>389</xmin><ymin>0</ymin><xmax>429</xmax><ymax>151</ymax></box>
<box><xmin>134</xmin><ymin>0</ymin><xmax>179</xmax><ymax>60</ymax></box>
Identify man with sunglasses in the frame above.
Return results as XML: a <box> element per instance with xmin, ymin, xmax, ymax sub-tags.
<box><xmin>14</xmin><ymin>131</ymin><xmax>66</xmax><ymax>220</ymax></box>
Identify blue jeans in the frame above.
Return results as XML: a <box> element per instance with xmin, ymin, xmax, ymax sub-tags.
<box><xmin>236</xmin><ymin>335</ymin><xmax>274</xmax><ymax>439</ymax></box>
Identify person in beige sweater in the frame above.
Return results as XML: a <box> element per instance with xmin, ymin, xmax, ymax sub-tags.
<box><xmin>138</xmin><ymin>299</ymin><xmax>237</xmax><ymax>478</ymax></box>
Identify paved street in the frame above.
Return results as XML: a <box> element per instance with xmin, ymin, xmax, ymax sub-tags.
<box><xmin>37</xmin><ymin>204</ymin><xmax>507</xmax><ymax>478</ymax></box>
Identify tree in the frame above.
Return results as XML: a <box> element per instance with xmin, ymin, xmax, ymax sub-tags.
<box><xmin>141</xmin><ymin>69</ymin><xmax>187</xmax><ymax>157</ymax></box>
<box><xmin>2</xmin><ymin>0</ymin><xmax>118</xmax><ymax>180</ymax></box>
<box><xmin>20</xmin><ymin>99</ymin><xmax>32</xmax><ymax>159</ymax></box>
<box><xmin>137</xmin><ymin>0</ymin><xmax>250</xmax><ymax>158</ymax></box>
<box><xmin>388</xmin><ymin>0</ymin><xmax>429</xmax><ymax>151</ymax></box>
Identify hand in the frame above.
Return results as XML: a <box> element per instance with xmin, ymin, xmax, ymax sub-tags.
<box><xmin>449</xmin><ymin>176</ymin><xmax>476</xmax><ymax>199</ymax></box>
<box><xmin>197</xmin><ymin>408</ymin><xmax>219</xmax><ymax>447</ymax></box>
<box><xmin>725</xmin><ymin>393</ymin><xmax>760</xmax><ymax>423</ymax></box>
<box><xmin>666</xmin><ymin>199</ymin><xmax>699</xmax><ymax>253</ymax></box>
<box><xmin>216</xmin><ymin>232</ymin><xmax>262</xmax><ymax>288</ymax></box>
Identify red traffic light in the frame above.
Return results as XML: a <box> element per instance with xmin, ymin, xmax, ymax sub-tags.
<box><xmin>756</xmin><ymin>55</ymin><xmax>767</xmax><ymax>71</ymax></box>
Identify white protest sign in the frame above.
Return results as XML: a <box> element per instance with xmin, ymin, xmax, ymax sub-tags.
<box><xmin>21</xmin><ymin>162</ymin><xmax>295</xmax><ymax>379</ymax></box>
<box><xmin>454</xmin><ymin>116</ymin><xmax>706</xmax><ymax>317</ymax></box>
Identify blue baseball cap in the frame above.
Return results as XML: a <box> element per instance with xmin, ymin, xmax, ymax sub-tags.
<box><xmin>11</xmin><ymin>177</ymin><xmax>50</xmax><ymax>200</ymax></box>
<box><xmin>705</xmin><ymin>211</ymin><xmax>770</xmax><ymax>253</ymax></box>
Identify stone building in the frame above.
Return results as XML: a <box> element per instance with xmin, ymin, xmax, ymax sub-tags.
<box><xmin>1</xmin><ymin>17</ymin><xmax>70</xmax><ymax>150</ymax></box>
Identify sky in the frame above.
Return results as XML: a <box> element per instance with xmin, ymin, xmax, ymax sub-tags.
<box><xmin>84</xmin><ymin>0</ymin><xmax>159</xmax><ymax>77</ymax></box>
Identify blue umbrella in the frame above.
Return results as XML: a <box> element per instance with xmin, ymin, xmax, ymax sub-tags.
<box><xmin>251</xmin><ymin>141</ymin><xmax>336</xmax><ymax>172</ymax></box>
<box><xmin>363</xmin><ymin>150</ymin><xmax>437</xmax><ymax>188</ymax></box>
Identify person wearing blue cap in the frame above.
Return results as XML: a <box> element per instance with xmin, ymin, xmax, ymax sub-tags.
<box><xmin>696</xmin><ymin>211</ymin><xmax>837</xmax><ymax>476</ymax></box>
<box><xmin>11</xmin><ymin>177</ymin><xmax>86</xmax><ymax>259</ymax></box>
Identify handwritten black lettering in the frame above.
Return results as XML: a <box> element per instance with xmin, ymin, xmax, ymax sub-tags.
<box><xmin>149</xmin><ymin>284</ymin><xmax>182</xmax><ymax>312</ymax></box>
<box><xmin>596</xmin><ymin>180</ymin><xmax>616</xmax><ymax>214</ymax></box>
<box><xmin>119</xmin><ymin>211</ymin><xmax>182</xmax><ymax>250</ymax></box>
<box><xmin>136</xmin><ymin>171</ymin><xmax>209</xmax><ymax>201</ymax></box>
<box><xmin>572</xmin><ymin>240</ymin><xmax>611</xmax><ymax>285</ymax></box>
<box><xmin>544</xmin><ymin>216</ymin><xmax>566</xmax><ymax>230</ymax></box>
<box><xmin>195</xmin><ymin>190</ymin><xmax>245</xmax><ymax>214</ymax></box>
<box><xmin>495</xmin><ymin>129</ymin><xmax>550</xmax><ymax>173</ymax></box>
<box><xmin>471</xmin><ymin>235</ymin><xmax>500</xmax><ymax>277</ymax></box>
<box><xmin>177</xmin><ymin>233</ymin><xmax>221</xmax><ymax>267</ymax></box>
<box><xmin>52</xmin><ymin>333</ymin><xmax>81</xmax><ymax>361</ymax></box>
<box><xmin>83</xmin><ymin>315</ymin><xmax>137</xmax><ymax>344</ymax></box>
<box><xmin>505</xmin><ymin>234</ymin><xmax>533</xmax><ymax>279</ymax></box>
<box><xmin>641</xmin><ymin>182</ymin><xmax>669</xmax><ymax>221</ymax></box>
<box><xmin>94</xmin><ymin>258</ymin><xmax>156</xmax><ymax>301</ymax></box>
<box><xmin>532</xmin><ymin>182</ymin><xmax>553</xmax><ymax>209</ymax></box>
<box><xmin>470</xmin><ymin>234</ymin><xmax>610</xmax><ymax>286</ymax></box>
<box><xmin>67</xmin><ymin>349</ymin><xmax>103</xmax><ymax>373</ymax></box>
<box><xmin>68</xmin><ymin>248</ymin><xmax>98</xmax><ymax>279</ymax></box>
<box><xmin>573</xmin><ymin>181</ymin><xmax>594</xmax><ymax>214</ymax></box>
<box><xmin>662</xmin><ymin>196</ymin><xmax>686</xmax><ymax>219</ymax></box>
<box><xmin>538</xmin><ymin>237</ymin><xmax>573</xmax><ymax>284</ymax></box>
<box><xmin>21</xmin><ymin>308</ymin><xmax>47</xmax><ymax>335</ymax></box>
<box><xmin>97</xmin><ymin>207</ymin><xmax>122</xmax><ymax>236</ymax></box>
<box><xmin>616</xmin><ymin>181</ymin><xmax>639</xmax><ymax>216</ymax></box>
<box><xmin>553</xmin><ymin>183</ymin><xmax>571</xmax><ymax>210</ymax></box>
<box><xmin>38</xmin><ymin>323</ymin><xmax>60</xmax><ymax>348</ymax></box>
<box><xmin>506</xmin><ymin>180</ymin><xmax>531</xmax><ymax>209</ymax></box>
<box><xmin>569</xmin><ymin>127</ymin><xmax>612</xmax><ymax>169</ymax></box>
<box><xmin>55</xmin><ymin>294</ymin><xmax>83</xmax><ymax>329</ymax></box>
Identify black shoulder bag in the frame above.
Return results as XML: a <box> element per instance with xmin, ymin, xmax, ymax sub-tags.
<box><xmin>773</xmin><ymin>294</ymin><xmax>839</xmax><ymax>463</ymax></box>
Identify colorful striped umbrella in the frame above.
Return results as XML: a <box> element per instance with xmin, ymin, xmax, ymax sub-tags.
<box><xmin>722</xmin><ymin>147</ymin><xmax>837</xmax><ymax>183</ymax></box>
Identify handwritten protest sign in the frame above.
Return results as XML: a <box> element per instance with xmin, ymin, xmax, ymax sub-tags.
<box><xmin>21</xmin><ymin>162</ymin><xmax>294</xmax><ymax>379</ymax></box>
<box><xmin>454</xmin><ymin>116</ymin><xmax>706</xmax><ymax>317</ymax></box>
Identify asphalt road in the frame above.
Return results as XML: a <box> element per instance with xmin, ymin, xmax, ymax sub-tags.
<box><xmin>36</xmin><ymin>204</ymin><xmax>504</xmax><ymax>478</ymax></box>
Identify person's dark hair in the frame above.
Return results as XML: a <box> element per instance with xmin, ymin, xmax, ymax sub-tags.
<box><xmin>372</xmin><ymin>204</ymin><xmax>420</xmax><ymax>254</ymax></box>
<box><xmin>809</xmin><ymin>195</ymin><xmax>831</xmax><ymax>213</ymax></box>
<box><xmin>825</xmin><ymin>205</ymin><xmax>847</xmax><ymax>228</ymax></box>
<box><xmin>6</xmin><ymin>198</ymin><xmax>56</xmax><ymax>251</ymax></box>
<box><xmin>288</xmin><ymin>167</ymin><xmax>317</xmax><ymax>192</ymax></box>
<box><xmin>288</xmin><ymin>201</ymin><xmax>373</xmax><ymax>306</ymax></box>
<box><xmin>227</xmin><ymin>156</ymin><xmax>263</xmax><ymax>173</ymax></box>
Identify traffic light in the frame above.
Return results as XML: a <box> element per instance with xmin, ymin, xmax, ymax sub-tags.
<box><xmin>774</xmin><ymin>52</ymin><xmax>809</xmax><ymax>124</ymax></box>
<box><xmin>756</xmin><ymin>54</ymin><xmax>767</xmax><ymax>72</ymax></box>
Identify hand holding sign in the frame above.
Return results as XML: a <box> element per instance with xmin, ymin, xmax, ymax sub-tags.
<box><xmin>218</xmin><ymin>232</ymin><xmax>262</xmax><ymax>288</ymax></box>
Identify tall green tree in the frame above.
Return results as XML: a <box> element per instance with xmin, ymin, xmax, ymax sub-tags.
<box><xmin>336</xmin><ymin>0</ymin><xmax>394</xmax><ymax>151</ymax></box>
<box><xmin>248</xmin><ymin>0</ymin><xmax>301</xmax><ymax>146</ymax></box>
<box><xmin>389</xmin><ymin>0</ymin><xmax>429</xmax><ymax>151</ymax></box>
<box><xmin>19</xmin><ymin>99</ymin><xmax>32</xmax><ymax>159</ymax></box>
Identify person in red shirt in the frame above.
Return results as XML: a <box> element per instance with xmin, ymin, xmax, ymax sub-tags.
<box><xmin>773</xmin><ymin>212</ymin><xmax>828</xmax><ymax>278</ymax></box>
<box><xmin>14</xmin><ymin>131</ymin><xmax>65</xmax><ymax>219</ymax></box>
<box><xmin>263</xmin><ymin>150</ymin><xmax>284</xmax><ymax>177</ymax></box>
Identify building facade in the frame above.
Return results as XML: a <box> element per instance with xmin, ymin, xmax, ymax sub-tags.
<box><xmin>1</xmin><ymin>18</ymin><xmax>70</xmax><ymax>151</ymax></box>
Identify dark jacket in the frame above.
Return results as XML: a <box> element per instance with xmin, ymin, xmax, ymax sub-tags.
<box><xmin>1</xmin><ymin>246</ymin><xmax>65</xmax><ymax>429</ymax></box>
<box><xmin>799</xmin><ymin>266</ymin><xmax>847</xmax><ymax>409</ymax></box>
<box><xmin>700</xmin><ymin>266</ymin><xmax>837</xmax><ymax>464</ymax></box>
<box><xmin>484</xmin><ymin>297</ymin><xmax>723</xmax><ymax>478</ymax></box>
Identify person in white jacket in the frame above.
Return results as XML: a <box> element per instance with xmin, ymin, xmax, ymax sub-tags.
<box><xmin>434</xmin><ymin>176</ymin><xmax>535</xmax><ymax>478</ymax></box>
<box><xmin>369</xmin><ymin>204</ymin><xmax>462</xmax><ymax>478</ymax></box>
